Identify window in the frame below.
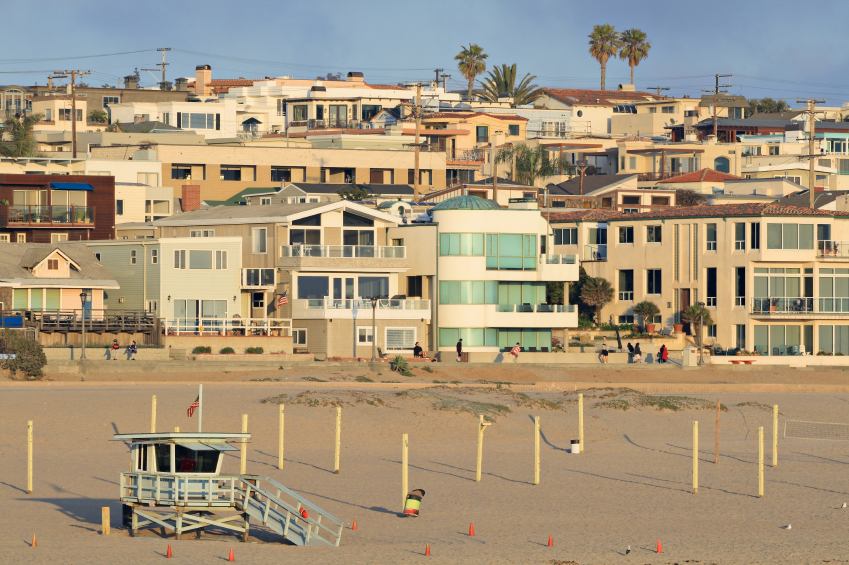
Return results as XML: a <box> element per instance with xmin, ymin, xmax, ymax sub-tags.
<box><xmin>629</xmin><ymin>156</ymin><xmax>636</xmax><ymax>169</ymax></box>
<box><xmin>189</xmin><ymin>250</ymin><xmax>212</xmax><ymax>269</ymax></box>
<box><xmin>260</xmin><ymin>197</ymin><xmax>271</xmax><ymax>205</ymax></box>
<box><xmin>130</xmin><ymin>250</ymin><xmax>137</xmax><ymax>265</ymax></box>
<box><xmin>652</xmin><ymin>196</ymin><xmax>670</xmax><ymax>206</ymax></box>
<box><xmin>485</xmin><ymin>234</ymin><xmax>537</xmax><ymax>271</ymax></box>
<box><xmin>17</xmin><ymin>234</ymin><xmax>25</xmax><ymax>243</ymax></box>
<box><xmin>735</xmin><ymin>267</ymin><xmax>745</xmax><ymax>306</ymax></box>
<box><xmin>618</xmin><ymin>315</ymin><xmax>635</xmax><ymax>324</ymax></box>
<box><xmin>707</xmin><ymin>267</ymin><xmax>717</xmax><ymax>306</ymax></box>
<box><xmin>619</xmin><ymin>226</ymin><xmax>634</xmax><ymax>244</ymax></box>
<box><xmin>359</xmin><ymin>276</ymin><xmax>389</xmax><ymax>299</ymax></box>
<box><xmin>47</xmin><ymin>259</ymin><xmax>59</xmax><ymax>270</ymax></box>
<box><xmin>439</xmin><ymin>281</ymin><xmax>499</xmax><ymax>304</ymax></box>
<box><xmin>215</xmin><ymin>250</ymin><xmax>228</xmax><ymax>269</ymax></box>
<box><xmin>768</xmin><ymin>145</ymin><xmax>779</xmax><ymax>156</ymax></box>
<box><xmin>648</xmin><ymin>107</ymin><xmax>657</xmax><ymax>114</ymax></box>
<box><xmin>706</xmin><ymin>223</ymin><xmax>717</xmax><ymax>251</ymax></box>
<box><xmin>252</xmin><ymin>228</ymin><xmax>267</xmax><ymax>254</ymax></box>
<box><xmin>618</xmin><ymin>270</ymin><xmax>634</xmax><ymax>301</ymax></box>
<box><xmin>622</xmin><ymin>196</ymin><xmax>640</xmax><ymax>205</ymax></box>
<box><xmin>171</xmin><ymin>165</ymin><xmax>192</xmax><ymax>180</ymax></box>
<box><xmin>707</xmin><ymin>325</ymin><xmax>717</xmax><ymax>338</ymax></box>
<box><xmin>116</xmin><ymin>199</ymin><xmax>124</xmax><ymax>216</ymax></box>
<box><xmin>386</xmin><ymin>328</ymin><xmax>416</xmax><ymax>351</ymax></box>
<box><xmin>361</xmin><ymin>104</ymin><xmax>382</xmax><ymax>121</ymax></box>
<box><xmin>440</xmin><ymin>233</ymin><xmax>484</xmax><ymax>256</ymax></box>
<box><xmin>244</xmin><ymin>268</ymin><xmax>274</xmax><ymax>286</ymax></box>
<box><xmin>271</xmin><ymin>167</ymin><xmax>291</xmax><ymax>182</ymax></box>
<box><xmin>151</xmin><ymin>249</ymin><xmax>158</xmax><ymax>264</ymax></box>
<box><xmin>252</xmin><ymin>292</ymin><xmax>265</xmax><ymax>309</ymax></box>
<box><xmin>554</xmin><ymin>228</ymin><xmax>577</xmax><ymax>245</ymax></box>
<box><xmin>289</xmin><ymin>228</ymin><xmax>321</xmax><ymax>245</ymax></box>
<box><xmin>646</xmin><ymin>226</ymin><xmax>662</xmax><ymax>243</ymax></box>
<box><xmin>76</xmin><ymin>109</ymin><xmax>83</xmax><ymax>122</ymax></box>
<box><xmin>297</xmin><ymin>276</ymin><xmax>329</xmax><ymax>299</ymax></box>
<box><xmin>646</xmin><ymin>269</ymin><xmax>661</xmax><ymax>295</ymax></box>
<box><xmin>103</xmin><ymin>96</ymin><xmax>119</xmax><ymax>106</ymax></box>
<box><xmin>59</xmin><ymin>108</ymin><xmax>70</xmax><ymax>121</ymax></box>
<box><xmin>137</xmin><ymin>172</ymin><xmax>159</xmax><ymax>186</ymax></box>
<box><xmin>45</xmin><ymin>108</ymin><xmax>51</xmax><ymax>121</ymax></box>
<box><xmin>315</xmin><ymin>105</ymin><xmax>324</xmax><ymax>120</ymax></box>
<box><xmin>174</xmin><ymin>249</ymin><xmax>186</xmax><ymax>269</ymax></box>
<box><xmin>476</xmin><ymin>125</ymin><xmax>489</xmax><ymax>143</ymax></box>
<box><xmin>766</xmin><ymin>223</ymin><xmax>814</xmax><ymax>250</ymax></box>
<box><xmin>162</xmin><ymin>113</ymin><xmax>169</xmax><ymax>126</ymax></box>
<box><xmin>0</xmin><ymin>234</ymin><xmax>9</xmax><ymax>243</ymax></box>
<box><xmin>751</xmin><ymin>223</ymin><xmax>760</xmax><ymax>250</ymax></box>
<box><xmin>358</xmin><ymin>327</ymin><xmax>373</xmax><ymax>344</ymax></box>
<box><xmin>292</xmin><ymin>105</ymin><xmax>308</xmax><ymax>122</ymax></box>
<box><xmin>51</xmin><ymin>233</ymin><xmax>67</xmax><ymax>243</ymax></box>
<box><xmin>735</xmin><ymin>324</ymin><xmax>746</xmax><ymax>350</ymax></box>
<box><xmin>220</xmin><ymin>167</ymin><xmax>241</xmax><ymax>181</ymax></box>
<box><xmin>734</xmin><ymin>222</ymin><xmax>746</xmax><ymax>250</ymax></box>
<box><xmin>179</xmin><ymin>112</ymin><xmax>219</xmax><ymax>130</ymax></box>
<box><xmin>661</xmin><ymin>105</ymin><xmax>674</xmax><ymax>114</ymax></box>
<box><xmin>293</xmin><ymin>329</ymin><xmax>307</xmax><ymax>345</ymax></box>
<box><xmin>407</xmin><ymin>275</ymin><xmax>422</xmax><ymax>297</ymax></box>
<box><xmin>508</xmin><ymin>124</ymin><xmax>519</xmax><ymax>136</ymax></box>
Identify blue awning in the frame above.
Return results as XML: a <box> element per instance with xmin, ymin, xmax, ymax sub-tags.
<box><xmin>50</xmin><ymin>182</ymin><xmax>94</xmax><ymax>191</ymax></box>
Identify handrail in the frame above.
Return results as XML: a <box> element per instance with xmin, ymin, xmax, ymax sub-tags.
<box><xmin>584</xmin><ymin>244</ymin><xmax>607</xmax><ymax>261</ymax></box>
<box><xmin>542</xmin><ymin>254</ymin><xmax>577</xmax><ymax>265</ymax></box>
<box><xmin>165</xmin><ymin>317</ymin><xmax>291</xmax><ymax>336</ymax></box>
<box><xmin>818</xmin><ymin>240</ymin><xmax>849</xmax><ymax>258</ymax></box>
<box><xmin>293</xmin><ymin>298</ymin><xmax>430</xmax><ymax>311</ymax></box>
<box><xmin>280</xmin><ymin>245</ymin><xmax>406</xmax><ymax>259</ymax></box>
<box><xmin>493</xmin><ymin>304</ymin><xmax>575</xmax><ymax>313</ymax></box>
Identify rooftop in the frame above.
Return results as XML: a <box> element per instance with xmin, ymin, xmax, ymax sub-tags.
<box><xmin>657</xmin><ymin>168</ymin><xmax>742</xmax><ymax>184</ymax></box>
<box><xmin>432</xmin><ymin>195</ymin><xmax>502</xmax><ymax>211</ymax></box>
<box><xmin>540</xmin><ymin>88</ymin><xmax>665</xmax><ymax>107</ymax></box>
<box><xmin>547</xmin><ymin>174</ymin><xmax>638</xmax><ymax>196</ymax></box>
<box><xmin>0</xmin><ymin>243</ymin><xmax>118</xmax><ymax>287</ymax></box>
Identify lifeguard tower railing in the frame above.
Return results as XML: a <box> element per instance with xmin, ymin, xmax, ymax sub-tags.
<box><xmin>119</xmin><ymin>472</ymin><xmax>342</xmax><ymax>547</ymax></box>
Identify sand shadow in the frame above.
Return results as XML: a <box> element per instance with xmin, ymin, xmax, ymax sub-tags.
<box><xmin>790</xmin><ymin>450</ymin><xmax>849</xmax><ymax>466</ymax></box>
<box><xmin>563</xmin><ymin>468</ymin><xmax>691</xmax><ymax>494</ymax></box>
<box><xmin>0</xmin><ymin>481</ymin><xmax>28</xmax><ymax>494</ymax></box>
<box><xmin>665</xmin><ymin>442</ymin><xmax>752</xmax><ymax>465</ymax></box>
<box><xmin>297</xmin><ymin>489</ymin><xmax>397</xmax><ymax>515</ymax></box>
<box><xmin>381</xmin><ymin>458</ymin><xmax>471</xmax><ymax>482</ymax></box>
<box><xmin>20</xmin><ymin>496</ymin><xmax>121</xmax><ymax>528</ymax></box>
<box><xmin>426</xmin><ymin>460</ymin><xmax>529</xmax><ymax>485</ymax></box>
<box><xmin>623</xmin><ymin>472</ymin><xmax>752</xmax><ymax>498</ymax></box>
<box><xmin>526</xmin><ymin>415</ymin><xmax>569</xmax><ymax>451</ymax></box>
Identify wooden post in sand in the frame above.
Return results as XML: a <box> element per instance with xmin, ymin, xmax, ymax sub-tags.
<box><xmin>534</xmin><ymin>416</ymin><xmax>540</xmax><ymax>485</ymax></box>
<box><xmin>578</xmin><ymin>394</ymin><xmax>584</xmax><ymax>451</ymax></box>
<box><xmin>240</xmin><ymin>414</ymin><xmax>248</xmax><ymax>475</ymax></box>
<box><xmin>401</xmin><ymin>434</ymin><xmax>409</xmax><ymax>510</ymax></box>
<box><xmin>278</xmin><ymin>405</ymin><xmax>285</xmax><ymax>470</ymax></box>
<box><xmin>476</xmin><ymin>415</ymin><xmax>491</xmax><ymax>482</ymax></box>
<box><xmin>714</xmin><ymin>399</ymin><xmax>721</xmax><ymax>464</ymax></box>
<box><xmin>334</xmin><ymin>407</ymin><xmax>341</xmax><ymax>474</ymax></box>
<box><xmin>692</xmin><ymin>421</ymin><xmax>698</xmax><ymax>494</ymax></box>
<box><xmin>758</xmin><ymin>426</ymin><xmax>764</xmax><ymax>498</ymax></box>
<box><xmin>150</xmin><ymin>395</ymin><xmax>157</xmax><ymax>433</ymax></box>
<box><xmin>101</xmin><ymin>507</ymin><xmax>110</xmax><ymax>535</ymax></box>
<box><xmin>772</xmin><ymin>405</ymin><xmax>778</xmax><ymax>468</ymax></box>
<box><xmin>27</xmin><ymin>420</ymin><xmax>32</xmax><ymax>494</ymax></box>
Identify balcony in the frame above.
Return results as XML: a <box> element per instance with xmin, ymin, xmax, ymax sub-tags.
<box><xmin>1</xmin><ymin>205</ymin><xmax>95</xmax><ymax>228</ymax></box>
<box><xmin>306</xmin><ymin>119</ymin><xmax>361</xmax><ymax>130</ymax></box>
<box><xmin>637</xmin><ymin>171</ymin><xmax>688</xmax><ymax>182</ymax></box>
<box><xmin>539</xmin><ymin>254</ymin><xmax>579</xmax><ymax>281</ymax></box>
<box><xmin>818</xmin><ymin>241</ymin><xmax>849</xmax><ymax>260</ymax></box>
<box><xmin>583</xmin><ymin>244</ymin><xmax>607</xmax><ymax>261</ymax></box>
<box><xmin>291</xmin><ymin>298</ymin><xmax>431</xmax><ymax>320</ymax></box>
<box><xmin>280</xmin><ymin>245</ymin><xmax>405</xmax><ymax>259</ymax></box>
<box><xmin>484</xmin><ymin>303</ymin><xmax>577</xmax><ymax>328</ymax></box>
<box><xmin>750</xmin><ymin>297</ymin><xmax>849</xmax><ymax>317</ymax></box>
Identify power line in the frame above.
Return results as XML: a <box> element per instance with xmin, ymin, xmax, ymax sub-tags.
<box><xmin>171</xmin><ymin>49</ymin><xmax>435</xmax><ymax>72</ymax></box>
<box><xmin>0</xmin><ymin>49</ymin><xmax>153</xmax><ymax>65</ymax></box>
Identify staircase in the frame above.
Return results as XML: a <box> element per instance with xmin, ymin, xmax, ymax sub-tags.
<box><xmin>236</xmin><ymin>476</ymin><xmax>343</xmax><ymax>547</ymax></box>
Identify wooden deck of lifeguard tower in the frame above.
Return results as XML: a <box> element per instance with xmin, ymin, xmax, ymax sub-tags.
<box><xmin>115</xmin><ymin>432</ymin><xmax>343</xmax><ymax>547</ymax></box>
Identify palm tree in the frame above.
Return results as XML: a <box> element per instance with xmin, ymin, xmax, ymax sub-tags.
<box><xmin>478</xmin><ymin>64</ymin><xmax>543</xmax><ymax>106</ymax></box>
<box><xmin>496</xmin><ymin>144</ymin><xmax>573</xmax><ymax>186</ymax></box>
<box><xmin>454</xmin><ymin>44</ymin><xmax>488</xmax><ymax>101</ymax></box>
<box><xmin>632</xmin><ymin>300</ymin><xmax>660</xmax><ymax>331</ymax></box>
<box><xmin>0</xmin><ymin>114</ymin><xmax>44</xmax><ymax>158</ymax></box>
<box><xmin>618</xmin><ymin>28</ymin><xmax>651</xmax><ymax>86</ymax></box>
<box><xmin>681</xmin><ymin>304</ymin><xmax>713</xmax><ymax>337</ymax></box>
<box><xmin>580</xmin><ymin>277</ymin><xmax>614</xmax><ymax>325</ymax></box>
<box><xmin>588</xmin><ymin>24</ymin><xmax>621</xmax><ymax>90</ymax></box>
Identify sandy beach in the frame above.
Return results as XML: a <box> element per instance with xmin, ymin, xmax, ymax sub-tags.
<box><xmin>3</xmin><ymin>369</ymin><xmax>849</xmax><ymax>564</ymax></box>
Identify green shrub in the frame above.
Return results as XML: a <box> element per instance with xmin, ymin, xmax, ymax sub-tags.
<box><xmin>245</xmin><ymin>347</ymin><xmax>264</xmax><ymax>354</ymax></box>
<box><xmin>421</xmin><ymin>365</ymin><xmax>434</xmax><ymax>373</ymax></box>
<box><xmin>219</xmin><ymin>347</ymin><xmax>235</xmax><ymax>354</ymax></box>
<box><xmin>0</xmin><ymin>329</ymin><xmax>47</xmax><ymax>378</ymax></box>
<box><xmin>392</xmin><ymin>355</ymin><xmax>413</xmax><ymax>377</ymax></box>
<box><xmin>192</xmin><ymin>346</ymin><xmax>212</xmax><ymax>354</ymax></box>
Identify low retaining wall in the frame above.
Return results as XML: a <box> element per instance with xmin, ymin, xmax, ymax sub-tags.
<box><xmin>445</xmin><ymin>347</ymin><xmax>670</xmax><ymax>364</ymax></box>
<box><xmin>43</xmin><ymin>347</ymin><xmax>169</xmax><ymax>361</ymax></box>
<box><xmin>710</xmin><ymin>355</ymin><xmax>849</xmax><ymax>368</ymax></box>
<box><xmin>38</xmin><ymin>332</ymin><xmax>155</xmax><ymax>347</ymax></box>
<box><xmin>191</xmin><ymin>353</ymin><xmax>311</xmax><ymax>362</ymax></box>
<box><xmin>164</xmin><ymin>335</ymin><xmax>293</xmax><ymax>355</ymax></box>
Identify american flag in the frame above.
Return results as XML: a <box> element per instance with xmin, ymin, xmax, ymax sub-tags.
<box><xmin>277</xmin><ymin>290</ymin><xmax>288</xmax><ymax>308</ymax></box>
<box><xmin>187</xmin><ymin>395</ymin><xmax>200</xmax><ymax>418</ymax></box>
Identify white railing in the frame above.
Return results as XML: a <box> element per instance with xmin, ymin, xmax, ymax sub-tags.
<box><xmin>543</xmin><ymin>254</ymin><xmax>577</xmax><ymax>264</ymax></box>
<box><xmin>164</xmin><ymin>317</ymin><xmax>291</xmax><ymax>336</ymax></box>
<box><xmin>295</xmin><ymin>298</ymin><xmax>430</xmax><ymax>311</ymax></box>
<box><xmin>584</xmin><ymin>244</ymin><xmax>607</xmax><ymax>261</ymax></box>
<box><xmin>120</xmin><ymin>472</ymin><xmax>240</xmax><ymax>506</ymax></box>
<box><xmin>280</xmin><ymin>245</ymin><xmax>405</xmax><ymax>259</ymax></box>
<box><xmin>818</xmin><ymin>241</ymin><xmax>849</xmax><ymax>258</ymax></box>
<box><xmin>494</xmin><ymin>304</ymin><xmax>575</xmax><ymax>313</ymax></box>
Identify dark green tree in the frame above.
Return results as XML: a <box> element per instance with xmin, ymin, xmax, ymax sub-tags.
<box><xmin>336</xmin><ymin>184</ymin><xmax>374</xmax><ymax>201</ymax></box>
<box><xmin>588</xmin><ymin>24</ymin><xmax>621</xmax><ymax>90</ymax></box>
<box><xmin>0</xmin><ymin>329</ymin><xmax>47</xmax><ymax>378</ymax></box>
<box><xmin>618</xmin><ymin>28</ymin><xmax>651</xmax><ymax>85</ymax></box>
<box><xmin>676</xmin><ymin>188</ymin><xmax>706</xmax><ymax>207</ymax></box>
<box><xmin>478</xmin><ymin>64</ymin><xmax>543</xmax><ymax>106</ymax></box>
<box><xmin>0</xmin><ymin>114</ymin><xmax>44</xmax><ymax>157</ymax></box>
<box><xmin>454</xmin><ymin>44</ymin><xmax>489</xmax><ymax>101</ymax></box>
<box><xmin>580</xmin><ymin>276</ymin><xmax>614</xmax><ymax>325</ymax></box>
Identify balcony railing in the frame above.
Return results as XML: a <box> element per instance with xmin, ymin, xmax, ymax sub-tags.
<box><xmin>619</xmin><ymin>291</ymin><xmax>634</xmax><ymax>301</ymax></box>
<box><xmin>818</xmin><ymin>241</ymin><xmax>849</xmax><ymax>258</ymax></box>
<box><xmin>751</xmin><ymin>297</ymin><xmax>849</xmax><ymax>315</ymax></box>
<box><xmin>165</xmin><ymin>317</ymin><xmax>291</xmax><ymax>336</ymax></box>
<box><xmin>306</xmin><ymin>118</ymin><xmax>361</xmax><ymax>130</ymax></box>
<box><xmin>543</xmin><ymin>254</ymin><xmax>577</xmax><ymax>265</ymax></box>
<box><xmin>297</xmin><ymin>298</ymin><xmax>430</xmax><ymax>311</ymax></box>
<box><xmin>494</xmin><ymin>304</ymin><xmax>575</xmax><ymax>313</ymax></box>
<box><xmin>637</xmin><ymin>171</ymin><xmax>688</xmax><ymax>182</ymax></box>
<box><xmin>584</xmin><ymin>244</ymin><xmax>607</xmax><ymax>261</ymax></box>
<box><xmin>3</xmin><ymin>205</ymin><xmax>94</xmax><ymax>227</ymax></box>
<box><xmin>280</xmin><ymin>245</ymin><xmax>405</xmax><ymax>259</ymax></box>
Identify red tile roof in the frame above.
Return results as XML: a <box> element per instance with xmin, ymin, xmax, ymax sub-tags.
<box><xmin>206</xmin><ymin>79</ymin><xmax>257</xmax><ymax>86</ymax></box>
<box><xmin>423</xmin><ymin>112</ymin><xmax>528</xmax><ymax>122</ymax></box>
<box><xmin>549</xmin><ymin>203</ymin><xmax>849</xmax><ymax>223</ymax></box>
<box><xmin>547</xmin><ymin>209</ymin><xmax>626</xmax><ymax>222</ymax></box>
<box><xmin>657</xmin><ymin>168</ymin><xmax>742</xmax><ymax>183</ymax></box>
<box><xmin>541</xmin><ymin>88</ymin><xmax>665</xmax><ymax>107</ymax></box>
<box><xmin>365</xmin><ymin>83</ymin><xmax>411</xmax><ymax>91</ymax></box>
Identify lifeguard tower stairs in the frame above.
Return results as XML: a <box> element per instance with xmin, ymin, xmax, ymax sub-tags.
<box><xmin>115</xmin><ymin>432</ymin><xmax>343</xmax><ymax>546</ymax></box>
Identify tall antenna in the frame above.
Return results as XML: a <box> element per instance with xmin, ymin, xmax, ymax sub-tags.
<box><xmin>142</xmin><ymin>48</ymin><xmax>171</xmax><ymax>86</ymax></box>
<box><xmin>646</xmin><ymin>86</ymin><xmax>670</xmax><ymax>96</ymax></box>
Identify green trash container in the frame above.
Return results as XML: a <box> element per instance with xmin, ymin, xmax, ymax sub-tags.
<box><xmin>403</xmin><ymin>489</ymin><xmax>425</xmax><ymax>517</ymax></box>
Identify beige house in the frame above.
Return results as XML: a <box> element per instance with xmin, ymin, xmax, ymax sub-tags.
<box><xmin>117</xmin><ymin>200</ymin><xmax>430</xmax><ymax>358</ymax></box>
<box><xmin>535</xmin><ymin>87</ymin><xmax>665</xmax><ymax>135</ymax></box>
<box><xmin>551</xmin><ymin>203</ymin><xmax>849</xmax><ymax>355</ymax></box>
<box><xmin>32</xmin><ymin>95</ymin><xmax>102</xmax><ymax>133</ymax></box>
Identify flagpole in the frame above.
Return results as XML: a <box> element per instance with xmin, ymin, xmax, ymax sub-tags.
<box><xmin>198</xmin><ymin>384</ymin><xmax>203</xmax><ymax>433</ymax></box>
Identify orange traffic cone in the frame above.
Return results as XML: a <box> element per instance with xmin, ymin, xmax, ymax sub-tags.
<box><xmin>352</xmin><ymin>518</ymin><xmax>357</xmax><ymax>530</ymax></box>
<box><xmin>228</xmin><ymin>547</ymin><xmax>235</xmax><ymax>561</ymax></box>
<box><xmin>31</xmin><ymin>534</ymin><xmax>37</xmax><ymax>548</ymax></box>
<box><xmin>547</xmin><ymin>534</ymin><xmax>553</xmax><ymax>547</ymax></box>
<box><xmin>166</xmin><ymin>544</ymin><xmax>172</xmax><ymax>558</ymax></box>
<box><xmin>469</xmin><ymin>523</ymin><xmax>475</xmax><ymax>536</ymax></box>
<box><xmin>657</xmin><ymin>540</ymin><xmax>663</xmax><ymax>553</ymax></box>
<box><xmin>424</xmin><ymin>543</ymin><xmax>431</xmax><ymax>556</ymax></box>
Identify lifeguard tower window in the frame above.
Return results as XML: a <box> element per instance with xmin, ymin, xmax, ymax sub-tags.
<box><xmin>136</xmin><ymin>445</ymin><xmax>148</xmax><ymax>471</ymax></box>
<box><xmin>175</xmin><ymin>443</ymin><xmax>220</xmax><ymax>473</ymax></box>
<box><xmin>155</xmin><ymin>445</ymin><xmax>173</xmax><ymax>473</ymax></box>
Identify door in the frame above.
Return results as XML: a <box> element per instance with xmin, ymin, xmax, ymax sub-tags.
<box><xmin>329</xmin><ymin>105</ymin><xmax>347</xmax><ymax>128</ymax></box>
<box><xmin>370</xmin><ymin>170</ymin><xmax>384</xmax><ymax>184</ymax></box>
<box><xmin>679</xmin><ymin>289</ymin><xmax>691</xmax><ymax>334</ymax></box>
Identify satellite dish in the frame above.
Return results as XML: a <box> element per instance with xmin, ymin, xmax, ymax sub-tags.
<box><xmin>670</xmin><ymin>118</ymin><xmax>677</xmax><ymax>124</ymax></box>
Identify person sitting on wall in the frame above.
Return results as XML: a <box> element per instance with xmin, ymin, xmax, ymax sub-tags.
<box><xmin>413</xmin><ymin>341</ymin><xmax>427</xmax><ymax>358</ymax></box>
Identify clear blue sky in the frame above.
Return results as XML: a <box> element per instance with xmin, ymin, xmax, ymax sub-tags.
<box><xmin>4</xmin><ymin>0</ymin><xmax>848</xmax><ymax>105</ymax></box>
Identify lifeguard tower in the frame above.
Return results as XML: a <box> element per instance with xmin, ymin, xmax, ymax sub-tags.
<box><xmin>114</xmin><ymin>430</ymin><xmax>343</xmax><ymax>546</ymax></box>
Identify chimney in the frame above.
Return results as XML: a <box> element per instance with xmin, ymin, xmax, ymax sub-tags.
<box><xmin>347</xmin><ymin>71</ymin><xmax>364</xmax><ymax>83</ymax></box>
<box><xmin>195</xmin><ymin>64</ymin><xmax>212</xmax><ymax>97</ymax></box>
<box><xmin>124</xmin><ymin>75</ymin><xmax>139</xmax><ymax>89</ymax></box>
<box><xmin>159</xmin><ymin>81</ymin><xmax>173</xmax><ymax>91</ymax></box>
<box><xmin>182</xmin><ymin>184</ymin><xmax>201</xmax><ymax>212</ymax></box>
<box><xmin>175</xmin><ymin>77</ymin><xmax>189</xmax><ymax>92</ymax></box>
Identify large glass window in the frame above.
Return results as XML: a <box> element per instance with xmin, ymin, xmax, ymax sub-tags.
<box><xmin>343</xmin><ymin>229</ymin><xmax>374</xmax><ymax>246</ymax></box>
<box><xmin>439</xmin><ymin>281</ymin><xmax>499</xmax><ymax>304</ymax></box>
<box><xmin>174</xmin><ymin>444</ymin><xmax>219</xmax><ymax>473</ymax></box>
<box><xmin>706</xmin><ymin>223</ymin><xmax>717</xmax><ymax>251</ymax></box>
<box><xmin>476</xmin><ymin>125</ymin><xmax>489</xmax><ymax>143</ymax></box>
<box><xmin>154</xmin><ymin>444</ymin><xmax>172</xmax><ymax>473</ymax></box>
<box><xmin>361</xmin><ymin>104</ymin><xmax>382</xmax><ymax>121</ymax></box>
<box><xmin>252</xmin><ymin>228</ymin><xmax>267</xmax><ymax>254</ymax></box>
<box><xmin>646</xmin><ymin>226</ymin><xmax>661</xmax><ymax>243</ymax></box>
<box><xmin>220</xmin><ymin>167</ymin><xmax>241</xmax><ymax>181</ymax></box>
<box><xmin>440</xmin><ymin>233</ymin><xmax>484</xmax><ymax>256</ymax></box>
<box><xmin>647</xmin><ymin>269</ymin><xmax>661</xmax><ymax>294</ymax></box>
<box><xmin>485</xmin><ymin>234</ymin><xmax>536</xmax><ymax>270</ymax></box>
<box><xmin>359</xmin><ymin>276</ymin><xmax>389</xmax><ymax>299</ymax></box>
<box><xmin>554</xmin><ymin>228</ymin><xmax>577</xmax><ymax>245</ymax></box>
<box><xmin>292</xmin><ymin>105</ymin><xmax>308</xmax><ymax>121</ymax></box>
<box><xmin>734</xmin><ymin>223</ymin><xmax>746</xmax><ymax>250</ymax></box>
<box><xmin>386</xmin><ymin>328</ymin><xmax>415</xmax><ymax>350</ymax></box>
<box><xmin>618</xmin><ymin>270</ymin><xmax>634</xmax><ymax>300</ymax></box>
<box><xmin>767</xmin><ymin>223</ymin><xmax>814</xmax><ymax>250</ymax></box>
<box><xmin>290</xmin><ymin>229</ymin><xmax>320</xmax><ymax>245</ymax></box>
<box><xmin>619</xmin><ymin>226</ymin><xmax>634</xmax><ymax>244</ymax></box>
<box><xmin>189</xmin><ymin>250</ymin><xmax>212</xmax><ymax>269</ymax></box>
<box><xmin>297</xmin><ymin>276</ymin><xmax>329</xmax><ymax>299</ymax></box>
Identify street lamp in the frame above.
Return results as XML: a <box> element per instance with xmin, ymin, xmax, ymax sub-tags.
<box><xmin>79</xmin><ymin>291</ymin><xmax>88</xmax><ymax>360</ymax></box>
<box><xmin>697</xmin><ymin>301</ymin><xmax>705</xmax><ymax>366</ymax></box>
<box><xmin>370</xmin><ymin>296</ymin><xmax>378</xmax><ymax>362</ymax></box>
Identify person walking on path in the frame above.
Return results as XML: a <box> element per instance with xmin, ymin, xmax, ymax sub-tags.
<box><xmin>627</xmin><ymin>342</ymin><xmax>634</xmax><ymax>363</ymax></box>
<box><xmin>110</xmin><ymin>339</ymin><xmax>120</xmax><ymax>361</ymax></box>
<box><xmin>456</xmin><ymin>338</ymin><xmax>463</xmax><ymax>362</ymax></box>
<box><xmin>510</xmin><ymin>342</ymin><xmax>521</xmax><ymax>363</ymax></box>
<box><xmin>634</xmin><ymin>342</ymin><xmax>642</xmax><ymax>364</ymax></box>
<box><xmin>659</xmin><ymin>344</ymin><xmax>668</xmax><ymax>364</ymax></box>
<box><xmin>127</xmin><ymin>340</ymin><xmax>138</xmax><ymax>361</ymax></box>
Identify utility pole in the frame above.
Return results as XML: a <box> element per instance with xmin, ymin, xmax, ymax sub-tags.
<box><xmin>434</xmin><ymin>68</ymin><xmax>442</xmax><ymax>85</ymax></box>
<box><xmin>54</xmin><ymin>70</ymin><xmax>90</xmax><ymax>158</ymax></box>
<box><xmin>701</xmin><ymin>74</ymin><xmax>731</xmax><ymax>140</ymax></box>
<box><xmin>491</xmin><ymin>134</ymin><xmax>499</xmax><ymax>204</ymax></box>
<box><xmin>143</xmin><ymin>48</ymin><xmax>171</xmax><ymax>86</ymax></box>
<box><xmin>575</xmin><ymin>163</ymin><xmax>590</xmax><ymax>196</ymax></box>
<box><xmin>798</xmin><ymin>98</ymin><xmax>826</xmax><ymax>209</ymax></box>
<box><xmin>405</xmin><ymin>82</ymin><xmax>426</xmax><ymax>202</ymax></box>
<box><xmin>442</xmin><ymin>74</ymin><xmax>451</xmax><ymax>91</ymax></box>
<box><xmin>646</xmin><ymin>86</ymin><xmax>670</xmax><ymax>97</ymax></box>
